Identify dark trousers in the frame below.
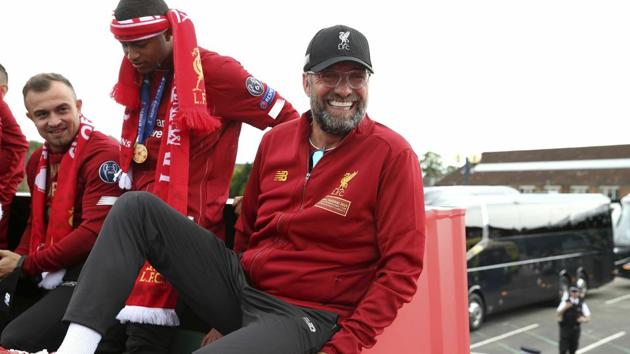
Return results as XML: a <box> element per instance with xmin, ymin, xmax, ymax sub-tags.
<box><xmin>123</xmin><ymin>301</ymin><xmax>215</xmax><ymax>354</ymax></box>
<box><xmin>123</xmin><ymin>323</ymin><xmax>173</xmax><ymax>354</ymax></box>
<box><xmin>64</xmin><ymin>192</ymin><xmax>338</xmax><ymax>354</ymax></box>
<box><xmin>0</xmin><ymin>266</ymin><xmax>125</xmax><ymax>352</ymax></box>
<box><xmin>559</xmin><ymin>324</ymin><xmax>580</xmax><ymax>354</ymax></box>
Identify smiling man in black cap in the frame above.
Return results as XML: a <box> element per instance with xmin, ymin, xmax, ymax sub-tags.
<box><xmin>38</xmin><ymin>25</ymin><xmax>426</xmax><ymax>354</ymax></box>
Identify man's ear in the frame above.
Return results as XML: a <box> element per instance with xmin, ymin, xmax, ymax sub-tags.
<box><xmin>302</xmin><ymin>73</ymin><xmax>310</xmax><ymax>97</ymax></box>
<box><xmin>0</xmin><ymin>84</ymin><xmax>8</xmax><ymax>97</ymax></box>
<box><xmin>76</xmin><ymin>99</ymin><xmax>83</xmax><ymax>113</ymax></box>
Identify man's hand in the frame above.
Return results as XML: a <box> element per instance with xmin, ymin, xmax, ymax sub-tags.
<box><xmin>200</xmin><ymin>328</ymin><xmax>223</xmax><ymax>347</ymax></box>
<box><xmin>0</xmin><ymin>250</ymin><xmax>21</xmax><ymax>278</ymax></box>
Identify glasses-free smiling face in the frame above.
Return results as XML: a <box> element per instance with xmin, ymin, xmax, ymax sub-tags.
<box><xmin>303</xmin><ymin>61</ymin><xmax>369</xmax><ymax>136</ymax></box>
<box><xmin>25</xmin><ymin>81</ymin><xmax>82</xmax><ymax>153</ymax></box>
<box><xmin>121</xmin><ymin>32</ymin><xmax>173</xmax><ymax>74</ymax></box>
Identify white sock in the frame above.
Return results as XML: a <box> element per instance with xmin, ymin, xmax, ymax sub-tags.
<box><xmin>55</xmin><ymin>323</ymin><xmax>102</xmax><ymax>354</ymax></box>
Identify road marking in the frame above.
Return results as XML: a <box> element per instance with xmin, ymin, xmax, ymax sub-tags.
<box><xmin>470</xmin><ymin>323</ymin><xmax>540</xmax><ymax>349</ymax></box>
<box><xmin>525</xmin><ymin>330</ymin><xmax>558</xmax><ymax>346</ymax></box>
<box><xmin>605</xmin><ymin>293</ymin><xmax>630</xmax><ymax>305</ymax></box>
<box><xmin>576</xmin><ymin>331</ymin><xmax>626</xmax><ymax>353</ymax></box>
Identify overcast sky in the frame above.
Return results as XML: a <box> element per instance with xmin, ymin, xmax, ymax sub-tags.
<box><xmin>2</xmin><ymin>1</ymin><xmax>629</xmax><ymax>166</ymax></box>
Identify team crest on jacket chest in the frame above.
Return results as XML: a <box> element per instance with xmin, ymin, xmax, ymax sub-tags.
<box><xmin>314</xmin><ymin>171</ymin><xmax>358</xmax><ymax>217</ymax></box>
<box><xmin>332</xmin><ymin>171</ymin><xmax>357</xmax><ymax>197</ymax></box>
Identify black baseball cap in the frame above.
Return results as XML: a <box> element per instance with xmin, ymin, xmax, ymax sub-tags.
<box><xmin>304</xmin><ymin>25</ymin><xmax>373</xmax><ymax>73</ymax></box>
<box><xmin>569</xmin><ymin>286</ymin><xmax>579</xmax><ymax>292</ymax></box>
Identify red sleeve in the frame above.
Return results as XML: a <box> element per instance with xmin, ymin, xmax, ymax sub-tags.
<box><xmin>0</xmin><ymin>97</ymin><xmax>29</xmax><ymax>205</ymax></box>
<box><xmin>321</xmin><ymin>149</ymin><xmax>426</xmax><ymax>354</ymax></box>
<box><xmin>202</xmin><ymin>51</ymin><xmax>299</xmax><ymax>130</ymax></box>
<box><xmin>22</xmin><ymin>139</ymin><xmax>123</xmax><ymax>276</ymax></box>
<box><xmin>0</xmin><ymin>97</ymin><xmax>7</xmax><ymax>150</ymax></box>
<box><xmin>0</xmin><ymin>102</ymin><xmax>3</xmax><ymax>146</ymax></box>
<box><xmin>233</xmin><ymin>137</ymin><xmax>266</xmax><ymax>253</ymax></box>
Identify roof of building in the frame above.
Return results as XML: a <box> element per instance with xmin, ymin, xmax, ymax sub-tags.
<box><xmin>481</xmin><ymin>144</ymin><xmax>630</xmax><ymax>163</ymax></box>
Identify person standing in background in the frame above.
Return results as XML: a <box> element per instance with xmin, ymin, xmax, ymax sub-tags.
<box><xmin>557</xmin><ymin>286</ymin><xmax>591</xmax><ymax>354</ymax></box>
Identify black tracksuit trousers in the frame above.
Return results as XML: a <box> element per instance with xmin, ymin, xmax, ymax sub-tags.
<box><xmin>63</xmin><ymin>192</ymin><xmax>338</xmax><ymax>354</ymax></box>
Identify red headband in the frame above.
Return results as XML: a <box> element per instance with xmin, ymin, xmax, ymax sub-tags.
<box><xmin>110</xmin><ymin>15</ymin><xmax>170</xmax><ymax>42</ymax></box>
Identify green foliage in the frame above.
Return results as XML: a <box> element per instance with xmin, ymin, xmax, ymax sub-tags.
<box><xmin>420</xmin><ymin>151</ymin><xmax>444</xmax><ymax>179</ymax></box>
<box><xmin>229</xmin><ymin>162</ymin><xmax>252</xmax><ymax>197</ymax></box>
<box><xmin>419</xmin><ymin>151</ymin><xmax>457</xmax><ymax>187</ymax></box>
<box><xmin>17</xmin><ymin>140</ymin><xmax>43</xmax><ymax>192</ymax></box>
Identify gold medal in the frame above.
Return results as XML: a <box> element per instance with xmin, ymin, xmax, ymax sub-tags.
<box><xmin>133</xmin><ymin>143</ymin><xmax>148</xmax><ymax>164</ymax></box>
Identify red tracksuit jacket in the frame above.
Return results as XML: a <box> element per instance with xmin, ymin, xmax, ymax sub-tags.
<box><xmin>132</xmin><ymin>48</ymin><xmax>298</xmax><ymax>238</ymax></box>
<box><xmin>0</xmin><ymin>98</ymin><xmax>28</xmax><ymax>205</ymax></box>
<box><xmin>0</xmin><ymin>97</ymin><xmax>28</xmax><ymax>248</ymax></box>
<box><xmin>235</xmin><ymin>112</ymin><xmax>426</xmax><ymax>354</ymax></box>
<box><xmin>15</xmin><ymin>132</ymin><xmax>122</xmax><ymax>276</ymax></box>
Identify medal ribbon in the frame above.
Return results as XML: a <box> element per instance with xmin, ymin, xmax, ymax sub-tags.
<box><xmin>137</xmin><ymin>73</ymin><xmax>169</xmax><ymax>145</ymax></box>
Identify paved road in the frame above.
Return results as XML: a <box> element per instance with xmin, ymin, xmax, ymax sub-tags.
<box><xmin>470</xmin><ymin>277</ymin><xmax>630</xmax><ymax>354</ymax></box>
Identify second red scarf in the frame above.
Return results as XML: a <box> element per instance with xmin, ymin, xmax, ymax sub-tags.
<box><xmin>111</xmin><ymin>9</ymin><xmax>221</xmax><ymax>326</ymax></box>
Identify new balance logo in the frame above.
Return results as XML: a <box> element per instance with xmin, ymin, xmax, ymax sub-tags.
<box><xmin>302</xmin><ymin>317</ymin><xmax>317</xmax><ymax>333</ymax></box>
<box><xmin>274</xmin><ymin>171</ymin><xmax>288</xmax><ymax>182</ymax></box>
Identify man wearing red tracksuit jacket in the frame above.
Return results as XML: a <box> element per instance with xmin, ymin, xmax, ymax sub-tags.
<box><xmin>0</xmin><ymin>73</ymin><xmax>123</xmax><ymax>352</ymax></box>
<box><xmin>234</xmin><ymin>113</ymin><xmax>423</xmax><ymax>353</ymax></box>
<box><xmin>13</xmin><ymin>135</ymin><xmax>120</xmax><ymax>278</ymax></box>
<box><xmin>0</xmin><ymin>64</ymin><xmax>29</xmax><ymax>250</ymax></box>
<box><xmin>53</xmin><ymin>25</ymin><xmax>424</xmax><ymax>354</ymax></box>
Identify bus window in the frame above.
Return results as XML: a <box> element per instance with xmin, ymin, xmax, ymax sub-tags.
<box><xmin>466</xmin><ymin>227</ymin><xmax>482</xmax><ymax>251</ymax></box>
<box><xmin>465</xmin><ymin>206</ymin><xmax>483</xmax><ymax>251</ymax></box>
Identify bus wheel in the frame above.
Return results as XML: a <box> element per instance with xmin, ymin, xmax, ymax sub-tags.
<box><xmin>558</xmin><ymin>275</ymin><xmax>570</xmax><ymax>300</ymax></box>
<box><xmin>469</xmin><ymin>293</ymin><xmax>485</xmax><ymax>331</ymax></box>
<box><xmin>577</xmin><ymin>274</ymin><xmax>588</xmax><ymax>297</ymax></box>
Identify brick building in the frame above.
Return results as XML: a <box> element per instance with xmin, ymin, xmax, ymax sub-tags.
<box><xmin>436</xmin><ymin>144</ymin><xmax>630</xmax><ymax>201</ymax></box>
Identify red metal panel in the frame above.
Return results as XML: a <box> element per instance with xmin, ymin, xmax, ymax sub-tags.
<box><xmin>364</xmin><ymin>208</ymin><xmax>469</xmax><ymax>354</ymax></box>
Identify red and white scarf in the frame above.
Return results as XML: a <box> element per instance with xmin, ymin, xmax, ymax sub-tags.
<box><xmin>29</xmin><ymin>117</ymin><xmax>95</xmax><ymax>289</ymax></box>
<box><xmin>111</xmin><ymin>9</ymin><xmax>220</xmax><ymax>326</ymax></box>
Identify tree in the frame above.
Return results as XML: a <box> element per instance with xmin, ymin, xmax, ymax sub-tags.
<box><xmin>229</xmin><ymin>162</ymin><xmax>252</xmax><ymax>197</ymax></box>
<box><xmin>17</xmin><ymin>140</ymin><xmax>43</xmax><ymax>193</ymax></box>
<box><xmin>420</xmin><ymin>151</ymin><xmax>445</xmax><ymax>186</ymax></box>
